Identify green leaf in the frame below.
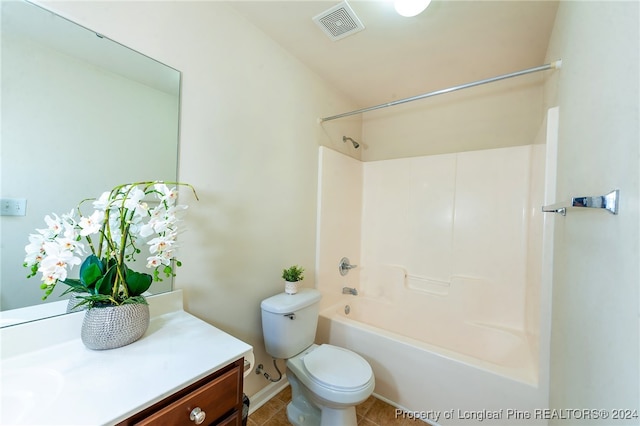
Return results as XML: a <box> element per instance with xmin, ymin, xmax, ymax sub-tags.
<box><xmin>122</xmin><ymin>295</ymin><xmax>148</xmax><ymax>305</ymax></box>
<box><xmin>95</xmin><ymin>265</ymin><xmax>117</xmax><ymax>295</ymax></box>
<box><xmin>282</xmin><ymin>265</ymin><xmax>304</xmax><ymax>282</ymax></box>
<box><xmin>126</xmin><ymin>267</ymin><xmax>152</xmax><ymax>297</ymax></box>
<box><xmin>79</xmin><ymin>255</ymin><xmax>105</xmax><ymax>287</ymax></box>
<box><xmin>60</xmin><ymin>279</ymin><xmax>88</xmax><ymax>295</ymax></box>
<box><xmin>80</xmin><ymin>264</ymin><xmax>103</xmax><ymax>287</ymax></box>
<box><xmin>82</xmin><ymin>294</ymin><xmax>117</xmax><ymax>308</ymax></box>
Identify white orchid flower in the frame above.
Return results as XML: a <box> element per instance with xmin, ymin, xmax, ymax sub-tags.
<box><xmin>122</xmin><ymin>186</ymin><xmax>146</xmax><ymax>210</ymax></box>
<box><xmin>39</xmin><ymin>241</ymin><xmax>82</xmax><ymax>281</ymax></box>
<box><xmin>151</xmin><ymin>216</ymin><xmax>171</xmax><ymax>234</ymax></box>
<box><xmin>154</xmin><ymin>183</ymin><xmax>178</xmax><ymax>204</ymax></box>
<box><xmin>138</xmin><ymin>224</ymin><xmax>154</xmax><ymax>239</ymax></box>
<box><xmin>146</xmin><ymin>256</ymin><xmax>164</xmax><ymax>268</ymax></box>
<box><xmin>147</xmin><ymin>247</ymin><xmax>175</xmax><ymax>268</ymax></box>
<box><xmin>139</xmin><ymin>206</ymin><xmax>171</xmax><ymax>236</ymax></box>
<box><xmin>159</xmin><ymin>249</ymin><xmax>175</xmax><ymax>262</ymax></box>
<box><xmin>78</xmin><ymin>210</ymin><xmax>105</xmax><ymax>236</ymax></box>
<box><xmin>62</xmin><ymin>224</ymin><xmax>81</xmax><ymax>242</ymax></box>
<box><xmin>132</xmin><ymin>201</ymin><xmax>150</xmax><ymax>220</ymax></box>
<box><xmin>92</xmin><ymin>191</ymin><xmax>111</xmax><ymax>211</ymax></box>
<box><xmin>24</xmin><ymin>234</ymin><xmax>46</xmax><ymax>266</ymax></box>
<box><xmin>147</xmin><ymin>234</ymin><xmax>176</xmax><ymax>254</ymax></box>
<box><xmin>41</xmin><ymin>269</ymin><xmax>61</xmax><ymax>285</ymax></box>
<box><xmin>39</xmin><ymin>213</ymin><xmax>64</xmax><ymax>239</ymax></box>
<box><xmin>56</xmin><ymin>236</ymin><xmax>85</xmax><ymax>256</ymax></box>
<box><xmin>61</xmin><ymin>209</ymin><xmax>78</xmax><ymax>226</ymax></box>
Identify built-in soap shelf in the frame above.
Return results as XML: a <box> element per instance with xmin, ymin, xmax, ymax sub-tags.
<box><xmin>404</xmin><ymin>273</ymin><xmax>489</xmax><ymax>298</ymax></box>
<box><xmin>372</xmin><ymin>264</ymin><xmax>487</xmax><ymax>297</ymax></box>
<box><xmin>405</xmin><ymin>274</ymin><xmax>450</xmax><ymax>296</ymax></box>
<box><xmin>541</xmin><ymin>189</ymin><xmax>619</xmax><ymax>216</ymax></box>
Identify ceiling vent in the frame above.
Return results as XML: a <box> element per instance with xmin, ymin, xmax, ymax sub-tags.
<box><xmin>312</xmin><ymin>1</ymin><xmax>365</xmax><ymax>42</ymax></box>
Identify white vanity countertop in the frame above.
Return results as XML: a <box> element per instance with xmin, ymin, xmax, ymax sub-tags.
<box><xmin>0</xmin><ymin>290</ymin><xmax>253</xmax><ymax>425</ymax></box>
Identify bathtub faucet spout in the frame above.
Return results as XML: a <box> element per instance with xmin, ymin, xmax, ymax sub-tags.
<box><xmin>342</xmin><ymin>287</ymin><xmax>358</xmax><ymax>296</ymax></box>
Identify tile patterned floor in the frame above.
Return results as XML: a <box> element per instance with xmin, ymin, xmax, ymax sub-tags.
<box><xmin>247</xmin><ymin>385</ymin><xmax>423</xmax><ymax>425</ymax></box>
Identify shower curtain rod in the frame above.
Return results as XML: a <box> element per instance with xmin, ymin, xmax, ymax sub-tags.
<box><xmin>319</xmin><ymin>59</ymin><xmax>562</xmax><ymax>123</ymax></box>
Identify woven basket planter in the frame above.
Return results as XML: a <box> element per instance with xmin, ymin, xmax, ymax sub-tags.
<box><xmin>81</xmin><ymin>302</ymin><xmax>150</xmax><ymax>350</ymax></box>
<box><xmin>66</xmin><ymin>293</ymin><xmax>89</xmax><ymax>313</ymax></box>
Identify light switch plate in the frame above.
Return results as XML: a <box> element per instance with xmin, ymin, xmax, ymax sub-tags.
<box><xmin>1</xmin><ymin>198</ymin><xmax>27</xmax><ymax>216</ymax></box>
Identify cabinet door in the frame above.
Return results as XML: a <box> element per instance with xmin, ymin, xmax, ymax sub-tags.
<box><xmin>134</xmin><ymin>365</ymin><xmax>241</xmax><ymax>426</ymax></box>
<box><xmin>214</xmin><ymin>410</ymin><xmax>242</xmax><ymax>426</ymax></box>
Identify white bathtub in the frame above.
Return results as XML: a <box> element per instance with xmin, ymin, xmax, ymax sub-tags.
<box><xmin>316</xmin><ymin>297</ymin><xmax>548</xmax><ymax>425</ymax></box>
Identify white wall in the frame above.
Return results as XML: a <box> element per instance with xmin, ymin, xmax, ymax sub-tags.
<box><xmin>544</xmin><ymin>1</ymin><xmax>639</xmax><ymax>419</ymax></box>
<box><xmin>34</xmin><ymin>0</ymin><xmax>359</xmax><ymax>398</ymax></box>
<box><xmin>361</xmin><ymin>73</ymin><xmax>546</xmax><ymax>161</ymax></box>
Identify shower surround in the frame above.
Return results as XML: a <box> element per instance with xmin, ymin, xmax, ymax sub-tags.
<box><xmin>315</xmin><ymin>143</ymin><xmax>549</xmax><ymax>423</ymax></box>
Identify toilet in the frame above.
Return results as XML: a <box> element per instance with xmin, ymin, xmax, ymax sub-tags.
<box><xmin>261</xmin><ymin>288</ymin><xmax>374</xmax><ymax>426</ymax></box>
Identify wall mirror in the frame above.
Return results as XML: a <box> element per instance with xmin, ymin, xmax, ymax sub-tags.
<box><xmin>0</xmin><ymin>0</ymin><xmax>181</xmax><ymax>326</ymax></box>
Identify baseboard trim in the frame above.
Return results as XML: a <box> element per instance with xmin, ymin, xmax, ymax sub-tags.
<box><xmin>247</xmin><ymin>375</ymin><xmax>289</xmax><ymax>415</ymax></box>
<box><xmin>372</xmin><ymin>393</ymin><xmax>433</xmax><ymax>425</ymax></box>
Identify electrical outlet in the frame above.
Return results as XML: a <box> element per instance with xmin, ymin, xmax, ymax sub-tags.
<box><xmin>1</xmin><ymin>198</ymin><xmax>27</xmax><ymax>216</ymax></box>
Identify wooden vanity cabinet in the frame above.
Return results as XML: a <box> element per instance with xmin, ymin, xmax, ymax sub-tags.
<box><xmin>117</xmin><ymin>358</ymin><xmax>244</xmax><ymax>426</ymax></box>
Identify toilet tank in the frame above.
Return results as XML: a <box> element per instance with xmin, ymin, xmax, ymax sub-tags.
<box><xmin>261</xmin><ymin>288</ymin><xmax>322</xmax><ymax>359</ymax></box>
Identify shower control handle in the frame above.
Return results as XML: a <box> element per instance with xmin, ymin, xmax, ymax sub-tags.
<box><xmin>339</xmin><ymin>257</ymin><xmax>358</xmax><ymax>276</ymax></box>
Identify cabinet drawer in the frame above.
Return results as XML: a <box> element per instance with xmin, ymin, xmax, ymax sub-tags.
<box><xmin>135</xmin><ymin>365</ymin><xmax>241</xmax><ymax>426</ymax></box>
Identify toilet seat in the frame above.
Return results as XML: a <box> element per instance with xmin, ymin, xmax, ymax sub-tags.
<box><xmin>303</xmin><ymin>344</ymin><xmax>372</xmax><ymax>392</ymax></box>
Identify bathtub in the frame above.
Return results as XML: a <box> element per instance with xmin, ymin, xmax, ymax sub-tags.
<box><xmin>316</xmin><ymin>297</ymin><xmax>548</xmax><ymax>425</ymax></box>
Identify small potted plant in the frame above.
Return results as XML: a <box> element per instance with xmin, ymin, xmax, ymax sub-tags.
<box><xmin>282</xmin><ymin>265</ymin><xmax>304</xmax><ymax>295</ymax></box>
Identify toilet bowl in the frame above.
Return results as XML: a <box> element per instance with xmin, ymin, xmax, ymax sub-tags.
<box><xmin>260</xmin><ymin>289</ymin><xmax>375</xmax><ymax>426</ymax></box>
<box><xmin>286</xmin><ymin>344</ymin><xmax>374</xmax><ymax>425</ymax></box>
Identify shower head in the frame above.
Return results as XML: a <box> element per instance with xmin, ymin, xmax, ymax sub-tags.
<box><xmin>343</xmin><ymin>136</ymin><xmax>360</xmax><ymax>149</ymax></box>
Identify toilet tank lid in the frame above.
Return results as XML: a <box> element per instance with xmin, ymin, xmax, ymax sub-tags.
<box><xmin>261</xmin><ymin>288</ymin><xmax>322</xmax><ymax>314</ymax></box>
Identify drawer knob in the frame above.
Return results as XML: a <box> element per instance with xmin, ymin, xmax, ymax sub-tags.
<box><xmin>190</xmin><ymin>407</ymin><xmax>206</xmax><ymax>424</ymax></box>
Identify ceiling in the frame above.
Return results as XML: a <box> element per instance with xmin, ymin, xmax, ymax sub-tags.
<box><xmin>229</xmin><ymin>0</ymin><xmax>559</xmax><ymax>109</ymax></box>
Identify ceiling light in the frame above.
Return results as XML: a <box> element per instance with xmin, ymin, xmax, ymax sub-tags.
<box><xmin>394</xmin><ymin>0</ymin><xmax>431</xmax><ymax>17</ymax></box>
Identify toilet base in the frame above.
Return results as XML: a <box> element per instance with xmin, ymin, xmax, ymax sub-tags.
<box><xmin>287</xmin><ymin>372</ymin><xmax>320</xmax><ymax>426</ymax></box>
<box><xmin>286</xmin><ymin>369</ymin><xmax>359</xmax><ymax>426</ymax></box>
<box><xmin>318</xmin><ymin>406</ymin><xmax>358</xmax><ymax>426</ymax></box>
<box><xmin>287</xmin><ymin>402</ymin><xmax>358</xmax><ymax>426</ymax></box>
<box><xmin>287</xmin><ymin>401</ymin><xmax>319</xmax><ymax>426</ymax></box>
